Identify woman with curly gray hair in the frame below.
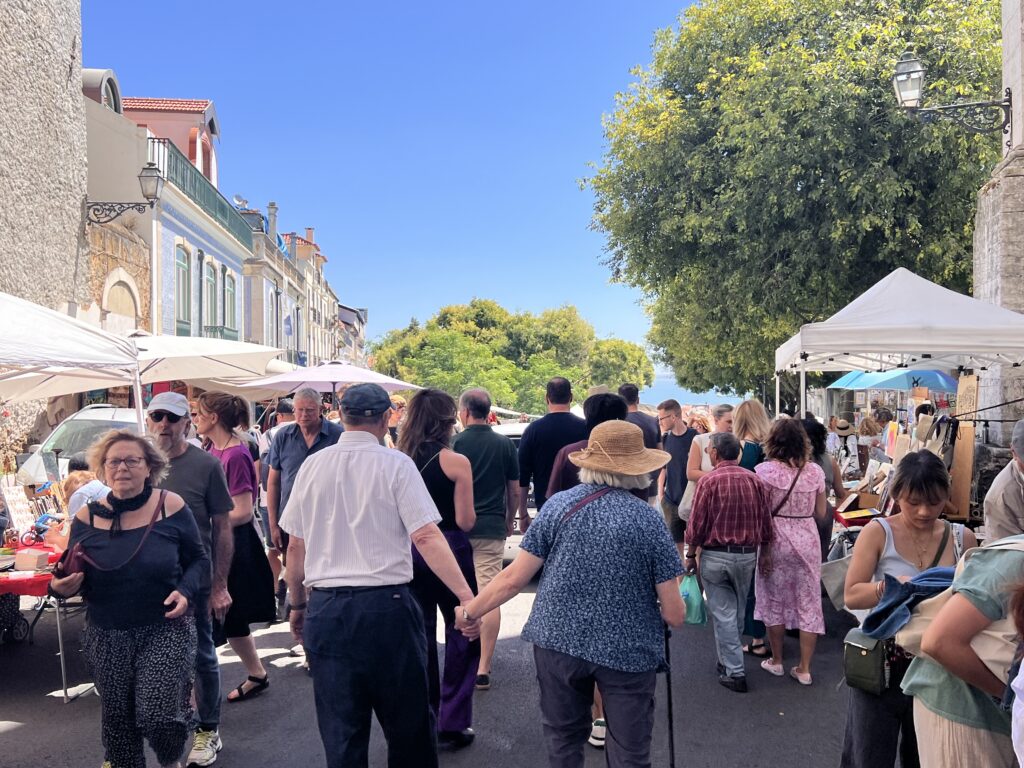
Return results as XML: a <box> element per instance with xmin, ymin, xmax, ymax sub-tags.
<box><xmin>50</xmin><ymin>430</ymin><xmax>209</xmax><ymax>768</ymax></box>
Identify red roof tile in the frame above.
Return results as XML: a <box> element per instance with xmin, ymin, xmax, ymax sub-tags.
<box><xmin>122</xmin><ymin>97</ymin><xmax>212</xmax><ymax>113</ymax></box>
<box><xmin>283</xmin><ymin>232</ymin><xmax>316</xmax><ymax>247</ymax></box>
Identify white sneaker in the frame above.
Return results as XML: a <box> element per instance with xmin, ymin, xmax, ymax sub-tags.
<box><xmin>187</xmin><ymin>729</ymin><xmax>222</xmax><ymax>767</ymax></box>
<box><xmin>588</xmin><ymin>719</ymin><xmax>606</xmax><ymax>748</ymax></box>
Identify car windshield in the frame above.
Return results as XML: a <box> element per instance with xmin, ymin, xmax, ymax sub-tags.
<box><xmin>41</xmin><ymin>419</ymin><xmax>135</xmax><ymax>457</ymax></box>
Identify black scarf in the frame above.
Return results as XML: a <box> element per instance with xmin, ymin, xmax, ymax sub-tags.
<box><xmin>88</xmin><ymin>484</ymin><xmax>153</xmax><ymax>535</ymax></box>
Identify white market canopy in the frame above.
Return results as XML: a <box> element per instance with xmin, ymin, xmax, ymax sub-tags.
<box><xmin>775</xmin><ymin>268</ymin><xmax>1024</xmax><ymax>374</ymax></box>
<box><xmin>0</xmin><ymin>291</ymin><xmax>138</xmax><ymax>374</ymax></box>
<box><xmin>0</xmin><ymin>329</ymin><xmax>283</xmax><ymax>404</ymax></box>
<box><xmin>241</xmin><ymin>360</ymin><xmax>420</xmax><ymax>395</ymax></box>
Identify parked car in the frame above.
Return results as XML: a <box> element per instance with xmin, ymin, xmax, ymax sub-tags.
<box><xmin>16</xmin><ymin>404</ymin><xmax>139</xmax><ymax>485</ymax></box>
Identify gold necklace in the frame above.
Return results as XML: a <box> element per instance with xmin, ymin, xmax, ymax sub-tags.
<box><xmin>901</xmin><ymin>518</ymin><xmax>934</xmax><ymax>569</ymax></box>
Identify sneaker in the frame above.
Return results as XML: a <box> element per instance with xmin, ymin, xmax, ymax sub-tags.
<box><xmin>718</xmin><ymin>674</ymin><xmax>748</xmax><ymax>693</ymax></box>
<box><xmin>187</xmin><ymin>729</ymin><xmax>222</xmax><ymax>767</ymax></box>
<box><xmin>588</xmin><ymin>719</ymin><xmax>607</xmax><ymax>748</ymax></box>
<box><xmin>437</xmin><ymin>728</ymin><xmax>475</xmax><ymax>751</ymax></box>
<box><xmin>102</xmin><ymin>762</ymin><xmax>112</xmax><ymax>768</ymax></box>
<box><xmin>475</xmin><ymin>673</ymin><xmax>491</xmax><ymax>690</ymax></box>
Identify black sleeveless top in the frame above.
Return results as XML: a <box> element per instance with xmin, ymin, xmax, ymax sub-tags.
<box><xmin>415</xmin><ymin>440</ymin><xmax>458</xmax><ymax>532</ymax></box>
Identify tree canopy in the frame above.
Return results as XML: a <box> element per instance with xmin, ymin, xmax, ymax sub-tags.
<box><xmin>370</xmin><ymin>299</ymin><xmax>654</xmax><ymax>413</ymax></box>
<box><xmin>588</xmin><ymin>0</ymin><xmax>1001</xmax><ymax>404</ymax></box>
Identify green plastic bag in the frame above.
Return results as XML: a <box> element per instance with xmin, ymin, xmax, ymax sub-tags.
<box><xmin>680</xmin><ymin>572</ymin><xmax>707</xmax><ymax>626</ymax></box>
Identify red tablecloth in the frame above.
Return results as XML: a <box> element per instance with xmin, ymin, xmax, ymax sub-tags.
<box><xmin>0</xmin><ymin>571</ymin><xmax>51</xmax><ymax>597</ymax></box>
<box><xmin>0</xmin><ymin>546</ymin><xmax>58</xmax><ymax>597</ymax></box>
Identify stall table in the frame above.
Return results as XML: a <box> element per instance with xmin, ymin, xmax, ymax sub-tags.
<box><xmin>0</xmin><ymin>547</ymin><xmax>90</xmax><ymax>702</ymax></box>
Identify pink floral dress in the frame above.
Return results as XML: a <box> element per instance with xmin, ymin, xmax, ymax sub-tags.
<box><xmin>753</xmin><ymin>460</ymin><xmax>826</xmax><ymax>633</ymax></box>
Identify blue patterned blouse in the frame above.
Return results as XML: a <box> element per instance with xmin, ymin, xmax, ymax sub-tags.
<box><xmin>520</xmin><ymin>483</ymin><xmax>684</xmax><ymax>673</ymax></box>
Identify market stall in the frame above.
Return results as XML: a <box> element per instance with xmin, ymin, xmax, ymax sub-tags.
<box><xmin>241</xmin><ymin>359</ymin><xmax>420</xmax><ymax>403</ymax></box>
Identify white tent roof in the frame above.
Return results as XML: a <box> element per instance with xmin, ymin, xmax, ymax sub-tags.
<box><xmin>775</xmin><ymin>268</ymin><xmax>1024</xmax><ymax>373</ymax></box>
<box><xmin>0</xmin><ymin>292</ymin><xmax>138</xmax><ymax>372</ymax></box>
<box><xmin>241</xmin><ymin>360</ymin><xmax>419</xmax><ymax>394</ymax></box>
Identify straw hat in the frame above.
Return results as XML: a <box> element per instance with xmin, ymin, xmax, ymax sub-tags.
<box><xmin>835</xmin><ymin>419</ymin><xmax>855</xmax><ymax>437</ymax></box>
<box><xmin>568</xmin><ymin>420</ymin><xmax>671</xmax><ymax>475</ymax></box>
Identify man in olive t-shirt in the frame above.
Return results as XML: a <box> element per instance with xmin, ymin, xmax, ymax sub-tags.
<box><xmin>452</xmin><ymin>388</ymin><xmax>519</xmax><ymax>690</ymax></box>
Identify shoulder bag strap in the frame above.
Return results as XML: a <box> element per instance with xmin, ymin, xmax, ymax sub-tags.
<box><xmin>551</xmin><ymin>487</ymin><xmax>614</xmax><ymax>547</ymax></box>
<box><xmin>770</xmin><ymin>464</ymin><xmax>805</xmax><ymax>517</ymax></box>
<box><xmin>926</xmin><ymin>522</ymin><xmax>951</xmax><ymax>570</ymax></box>
<box><xmin>85</xmin><ymin>490</ymin><xmax>167</xmax><ymax>572</ymax></box>
<box><xmin>418</xmin><ymin>449</ymin><xmax>443</xmax><ymax>476</ymax></box>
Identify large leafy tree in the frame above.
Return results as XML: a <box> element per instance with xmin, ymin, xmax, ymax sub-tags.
<box><xmin>589</xmin><ymin>0</ymin><xmax>1001</xmax><ymax>405</ymax></box>
<box><xmin>370</xmin><ymin>299</ymin><xmax>654</xmax><ymax>411</ymax></box>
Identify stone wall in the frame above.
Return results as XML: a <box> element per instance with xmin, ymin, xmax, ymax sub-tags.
<box><xmin>85</xmin><ymin>222</ymin><xmax>151</xmax><ymax>328</ymax></box>
<box><xmin>973</xmin><ymin>148</ymin><xmax>1024</xmax><ymax>446</ymax></box>
<box><xmin>0</xmin><ymin>0</ymin><xmax>88</xmax><ymax>468</ymax></box>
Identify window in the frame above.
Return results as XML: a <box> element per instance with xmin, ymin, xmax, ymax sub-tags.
<box><xmin>225</xmin><ymin>274</ymin><xmax>236</xmax><ymax>329</ymax></box>
<box><xmin>203</xmin><ymin>262</ymin><xmax>217</xmax><ymax>326</ymax></box>
<box><xmin>174</xmin><ymin>246</ymin><xmax>191</xmax><ymax>326</ymax></box>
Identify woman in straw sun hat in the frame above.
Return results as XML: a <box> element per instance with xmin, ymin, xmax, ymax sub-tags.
<box><xmin>464</xmin><ymin>420</ymin><xmax>686</xmax><ymax>767</ymax></box>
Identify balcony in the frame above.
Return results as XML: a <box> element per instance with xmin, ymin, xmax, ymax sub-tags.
<box><xmin>148</xmin><ymin>138</ymin><xmax>253</xmax><ymax>251</ymax></box>
<box><xmin>203</xmin><ymin>325</ymin><xmax>239</xmax><ymax>341</ymax></box>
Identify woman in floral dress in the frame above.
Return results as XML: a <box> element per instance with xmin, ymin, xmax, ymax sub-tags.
<box><xmin>754</xmin><ymin>418</ymin><xmax>826</xmax><ymax>685</ymax></box>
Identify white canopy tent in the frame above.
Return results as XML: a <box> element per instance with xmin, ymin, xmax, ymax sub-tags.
<box><xmin>773</xmin><ymin>268</ymin><xmax>1024</xmax><ymax>413</ymax></box>
<box><xmin>241</xmin><ymin>360</ymin><xmax>420</xmax><ymax>400</ymax></box>
<box><xmin>0</xmin><ymin>292</ymin><xmax>144</xmax><ymax>424</ymax></box>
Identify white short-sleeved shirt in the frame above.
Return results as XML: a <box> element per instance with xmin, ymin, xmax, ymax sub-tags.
<box><xmin>279</xmin><ymin>430</ymin><xmax>441</xmax><ymax>588</ymax></box>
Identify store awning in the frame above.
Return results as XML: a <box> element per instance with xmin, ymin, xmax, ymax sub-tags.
<box><xmin>826</xmin><ymin>369</ymin><xmax>959</xmax><ymax>392</ymax></box>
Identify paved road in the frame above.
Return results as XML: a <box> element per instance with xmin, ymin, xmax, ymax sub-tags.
<box><xmin>0</xmin><ymin>578</ymin><xmax>855</xmax><ymax>768</ymax></box>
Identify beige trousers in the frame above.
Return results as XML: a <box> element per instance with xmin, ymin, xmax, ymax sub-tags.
<box><xmin>913</xmin><ymin>699</ymin><xmax>1017</xmax><ymax>768</ymax></box>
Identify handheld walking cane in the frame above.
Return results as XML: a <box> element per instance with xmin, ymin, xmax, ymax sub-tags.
<box><xmin>664</xmin><ymin>623</ymin><xmax>676</xmax><ymax>768</ymax></box>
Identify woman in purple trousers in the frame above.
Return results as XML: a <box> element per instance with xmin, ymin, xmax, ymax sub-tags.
<box><xmin>398</xmin><ymin>389</ymin><xmax>479</xmax><ymax>751</ymax></box>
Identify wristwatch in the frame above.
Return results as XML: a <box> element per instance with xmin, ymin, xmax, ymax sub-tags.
<box><xmin>462</xmin><ymin>607</ymin><xmax>474</xmax><ymax>623</ymax></box>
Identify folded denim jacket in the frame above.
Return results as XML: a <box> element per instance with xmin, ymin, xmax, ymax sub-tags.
<box><xmin>861</xmin><ymin>566</ymin><xmax>955</xmax><ymax>640</ymax></box>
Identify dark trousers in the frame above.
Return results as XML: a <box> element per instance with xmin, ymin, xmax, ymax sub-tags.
<box><xmin>304</xmin><ymin>585</ymin><xmax>438</xmax><ymax>768</ymax></box>
<box><xmin>840</xmin><ymin>665</ymin><xmax>920</xmax><ymax>768</ymax></box>
<box><xmin>533</xmin><ymin>645</ymin><xmax>657</xmax><ymax>768</ymax></box>
<box><xmin>411</xmin><ymin>530</ymin><xmax>480</xmax><ymax>732</ymax></box>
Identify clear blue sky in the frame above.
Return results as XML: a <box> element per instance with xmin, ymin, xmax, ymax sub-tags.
<box><xmin>82</xmin><ymin>1</ymin><xmax>686</xmax><ymax>345</ymax></box>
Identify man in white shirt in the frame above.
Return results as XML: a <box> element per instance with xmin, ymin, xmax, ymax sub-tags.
<box><xmin>985</xmin><ymin>420</ymin><xmax>1024</xmax><ymax>540</ymax></box>
<box><xmin>281</xmin><ymin>383</ymin><xmax>480</xmax><ymax>768</ymax></box>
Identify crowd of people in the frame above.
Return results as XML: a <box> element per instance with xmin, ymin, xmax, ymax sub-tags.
<box><xmin>31</xmin><ymin>375</ymin><xmax>1024</xmax><ymax>768</ymax></box>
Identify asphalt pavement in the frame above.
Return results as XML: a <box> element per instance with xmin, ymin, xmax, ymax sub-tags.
<box><xmin>0</xmin><ymin>574</ymin><xmax>855</xmax><ymax>768</ymax></box>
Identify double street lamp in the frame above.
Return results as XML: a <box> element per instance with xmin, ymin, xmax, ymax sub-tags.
<box><xmin>86</xmin><ymin>162</ymin><xmax>165</xmax><ymax>224</ymax></box>
<box><xmin>892</xmin><ymin>52</ymin><xmax>1012</xmax><ymax>149</ymax></box>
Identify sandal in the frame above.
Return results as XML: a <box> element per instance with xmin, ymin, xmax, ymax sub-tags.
<box><xmin>227</xmin><ymin>674</ymin><xmax>269</xmax><ymax>702</ymax></box>
<box><xmin>743</xmin><ymin>642</ymin><xmax>769</xmax><ymax>657</ymax></box>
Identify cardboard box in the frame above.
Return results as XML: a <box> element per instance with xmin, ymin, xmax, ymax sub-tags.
<box><xmin>854</xmin><ymin>493</ymin><xmax>880</xmax><ymax>511</ymax></box>
<box><xmin>14</xmin><ymin>549</ymin><xmax>48</xmax><ymax>571</ymax></box>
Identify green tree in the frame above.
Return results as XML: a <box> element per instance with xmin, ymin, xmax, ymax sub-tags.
<box><xmin>589</xmin><ymin>338</ymin><xmax>656</xmax><ymax>390</ymax></box>
<box><xmin>369</xmin><ymin>301</ymin><xmax>655</xmax><ymax>411</ymax></box>
<box><xmin>588</xmin><ymin>0</ymin><xmax>1001</xmax><ymax>401</ymax></box>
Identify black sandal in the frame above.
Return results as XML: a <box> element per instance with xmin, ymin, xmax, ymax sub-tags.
<box><xmin>227</xmin><ymin>674</ymin><xmax>269</xmax><ymax>702</ymax></box>
<box><xmin>743</xmin><ymin>642</ymin><xmax>769</xmax><ymax>657</ymax></box>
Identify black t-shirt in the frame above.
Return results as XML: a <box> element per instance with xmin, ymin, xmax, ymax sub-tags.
<box><xmin>518</xmin><ymin>412</ymin><xmax>588</xmax><ymax>510</ymax></box>
<box><xmin>662</xmin><ymin>428</ymin><xmax>697</xmax><ymax>505</ymax></box>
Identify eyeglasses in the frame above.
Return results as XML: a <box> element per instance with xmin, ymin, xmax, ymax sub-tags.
<box><xmin>149</xmin><ymin>411</ymin><xmax>183</xmax><ymax>424</ymax></box>
<box><xmin>658</xmin><ymin>415</ymin><xmax>673</xmax><ymax>423</ymax></box>
<box><xmin>104</xmin><ymin>457</ymin><xmax>146</xmax><ymax>469</ymax></box>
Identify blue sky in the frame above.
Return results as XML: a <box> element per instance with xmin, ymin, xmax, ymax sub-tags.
<box><xmin>82</xmin><ymin>1</ymin><xmax>739</xmax><ymax>404</ymax></box>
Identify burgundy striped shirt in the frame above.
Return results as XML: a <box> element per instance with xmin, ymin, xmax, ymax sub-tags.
<box><xmin>685</xmin><ymin>460</ymin><xmax>773</xmax><ymax>549</ymax></box>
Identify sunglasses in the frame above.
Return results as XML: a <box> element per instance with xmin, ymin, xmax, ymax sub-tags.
<box><xmin>149</xmin><ymin>411</ymin><xmax>183</xmax><ymax>424</ymax></box>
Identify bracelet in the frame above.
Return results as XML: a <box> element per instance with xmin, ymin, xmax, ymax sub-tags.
<box><xmin>291</xmin><ymin>602</ymin><xmax>307</xmax><ymax>610</ymax></box>
<box><xmin>875</xmin><ymin>581</ymin><xmax>884</xmax><ymax>599</ymax></box>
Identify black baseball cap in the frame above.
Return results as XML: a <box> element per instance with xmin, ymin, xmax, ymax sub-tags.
<box><xmin>340</xmin><ymin>383</ymin><xmax>393</xmax><ymax>416</ymax></box>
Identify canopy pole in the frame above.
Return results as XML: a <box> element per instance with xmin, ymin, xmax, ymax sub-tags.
<box><xmin>132</xmin><ymin>372</ymin><xmax>145</xmax><ymax>433</ymax></box>
<box><xmin>775</xmin><ymin>375</ymin><xmax>780</xmax><ymax>417</ymax></box>
<box><xmin>800</xmin><ymin>368</ymin><xmax>807</xmax><ymax>417</ymax></box>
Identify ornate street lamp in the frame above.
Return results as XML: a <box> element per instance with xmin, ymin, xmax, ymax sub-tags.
<box><xmin>893</xmin><ymin>51</ymin><xmax>1012</xmax><ymax>149</ymax></box>
<box><xmin>86</xmin><ymin>162</ymin><xmax>164</xmax><ymax>224</ymax></box>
